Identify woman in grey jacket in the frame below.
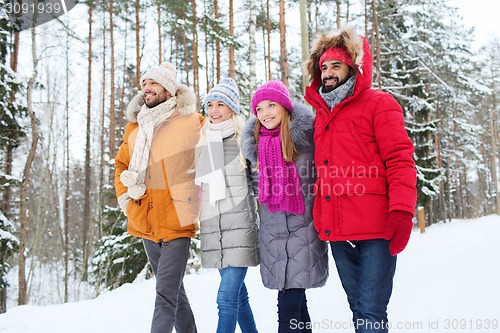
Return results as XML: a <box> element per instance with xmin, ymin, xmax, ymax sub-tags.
<box><xmin>241</xmin><ymin>80</ymin><xmax>328</xmax><ymax>333</ymax></box>
<box><xmin>195</xmin><ymin>78</ymin><xmax>259</xmax><ymax>333</ymax></box>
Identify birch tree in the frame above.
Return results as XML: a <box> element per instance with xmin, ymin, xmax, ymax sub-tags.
<box><xmin>19</xmin><ymin>19</ymin><xmax>40</xmax><ymax>306</ymax></box>
<box><xmin>278</xmin><ymin>0</ymin><xmax>288</xmax><ymax>86</ymax></box>
<box><xmin>248</xmin><ymin>0</ymin><xmax>257</xmax><ymax>90</ymax></box>
<box><xmin>81</xmin><ymin>0</ymin><xmax>93</xmax><ymax>282</ymax></box>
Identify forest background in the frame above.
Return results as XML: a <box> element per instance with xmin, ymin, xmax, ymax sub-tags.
<box><xmin>0</xmin><ymin>0</ymin><xmax>499</xmax><ymax>313</ymax></box>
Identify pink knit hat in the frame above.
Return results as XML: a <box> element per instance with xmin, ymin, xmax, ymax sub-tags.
<box><xmin>319</xmin><ymin>45</ymin><xmax>353</xmax><ymax>68</ymax></box>
<box><xmin>251</xmin><ymin>80</ymin><xmax>293</xmax><ymax>115</ymax></box>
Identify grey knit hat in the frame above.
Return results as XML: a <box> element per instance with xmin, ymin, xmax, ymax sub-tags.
<box><xmin>140</xmin><ymin>62</ymin><xmax>177</xmax><ymax>96</ymax></box>
<box><xmin>205</xmin><ymin>78</ymin><xmax>240</xmax><ymax>114</ymax></box>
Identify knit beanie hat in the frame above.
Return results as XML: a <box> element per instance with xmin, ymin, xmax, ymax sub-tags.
<box><xmin>205</xmin><ymin>78</ymin><xmax>240</xmax><ymax>114</ymax></box>
<box><xmin>140</xmin><ymin>62</ymin><xmax>177</xmax><ymax>96</ymax></box>
<box><xmin>319</xmin><ymin>45</ymin><xmax>354</xmax><ymax>68</ymax></box>
<box><xmin>251</xmin><ymin>80</ymin><xmax>293</xmax><ymax>115</ymax></box>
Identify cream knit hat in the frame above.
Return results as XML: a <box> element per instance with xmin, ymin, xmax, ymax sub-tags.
<box><xmin>140</xmin><ymin>62</ymin><xmax>177</xmax><ymax>96</ymax></box>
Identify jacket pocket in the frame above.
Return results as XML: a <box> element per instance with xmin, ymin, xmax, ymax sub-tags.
<box><xmin>126</xmin><ymin>194</ymin><xmax>152</xmax><ymax>235</ymax></box>
<box><xmin>170</xmin><ymin>187</ymin><xmax>200</xmax><ymax>231</ymax></box>
<box><xmin>347</xmin><ymin>122</ymin><xmax>374</xmax><ymax>163</ymax></box>
<box><xmin>337</xmin><ymin>177</ymin><xmax>389</xmax><ymax>236</ymax></box>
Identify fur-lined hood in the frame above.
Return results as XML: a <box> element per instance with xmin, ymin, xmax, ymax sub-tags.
<box><xmin>241</xmin><ymin>102</ymin><xmax>315</xmax><ymax>163</ymax></box>
<box><xmin>304</xmin><ymin>26</ymin><xmax>372</xmax><ymax>93</ymax></box>
<box><xmin>125</xmin><ymin>84</ymin><xmax>198</xmax><ymax>123</ymax></box>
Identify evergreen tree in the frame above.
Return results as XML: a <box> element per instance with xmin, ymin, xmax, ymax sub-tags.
<box><xmin>91</xmin><ymin>209</ymin><xmax>148</xmax><ymax>291</ymax></box>
<box><xmin>0</xmin><ymin>210</ymin><xmax>18</xmax><ymax>313</ymax></box>
<box><xmin>0</xmin><ymin>0</ymin><xmax>25</xmax><ymax>312</ymax></box>
<box><xmin>375</xmin><ymin>0</ymin><xmax>482</xmax><ymax>222</ymax></box>
<box><xmin>0</xmin><ymin>1</ymin><xmax>26</xmax><ymax>183</ymax></box>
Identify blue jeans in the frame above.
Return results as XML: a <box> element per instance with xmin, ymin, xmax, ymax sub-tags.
<box><xmin>331</xmin><ymin>239</ymin><xmax>396</xmax><ymax>333</ymax></box>
<box><xmin>277</xmin><ymin>288</ymin><xmax>311</xmax><ymax>333</ymax></box>
<box><xmin>216</xmin><ymin>267</ymin><xmax>258</xmax><ymax>333</ymax></box>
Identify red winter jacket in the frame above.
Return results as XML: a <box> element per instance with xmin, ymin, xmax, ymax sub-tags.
<box><xmin>304</xmin><ymin>31</ymin><xmax>417</xmax><ymax>242</ymax></box>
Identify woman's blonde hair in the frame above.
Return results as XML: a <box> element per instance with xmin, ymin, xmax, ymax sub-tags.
<box><xmin>196</xmin><ymin>114</ymin><xmax>248</xmax><ymax>171</ymax></box>
<box><xmin>253</xmin><ymin>110</ymin><xmax>298</xmax><ymax>164</ymax></box>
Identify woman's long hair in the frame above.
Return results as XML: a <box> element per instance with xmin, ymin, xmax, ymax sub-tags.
<box><xmin>253</xmin><ymin>110</ymin><xmax>298</xmax><ymax>165</ymax></box>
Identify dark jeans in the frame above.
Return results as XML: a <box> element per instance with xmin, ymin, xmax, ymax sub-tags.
<box><xmin>277</xmin><ymin>288</ymin><xmax>311</xmax><ymax>333</ymax></box>
<box><xmin>143</xmin><ymin>238</ymin><xmax>197</xmax><ymax>333</ymax></box>
<box><xmin>331</xmin><ymin>239</ymin><xmax>397</xmax><ymax>333</ymax></box>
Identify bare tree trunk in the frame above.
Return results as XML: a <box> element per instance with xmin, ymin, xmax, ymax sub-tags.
<box><xmin>457</xmin><ymin>171</ymin><xmax>467</xmax><ymax>219</ymax></box>
<box><xmin>99</xmin><ymin>68</ymin><xmax>106</xmax><ymax>237</ymax></box>
<box><xmin>279</xmin><ymin>0</ymin><xmax>288</xmax><ymax>87</ymax></box>
<box><xmin>456</xmin><ymin>169</ymin><xmax>464</xmax><ymax>218</ymax></box>
<box><xmin>446</xmin><ymin>162</ymin><xmax>453</xmax><ymax>221</ymax></box>
<box><xmin>260</xmin><ymin>0</ymin><xmax>268</xmax><ymax>81</ymax></box>
<box><xmin>94</xmin><ymin>13</ymin><xmax>107</xmax><ymax>294</ymax></box>
<box><xmin>158</xmin><ymin>1</ymin><xmax>162</xmax><ymax>62</ymax></box>
<box><xmin>0</xmin><ymin>143</ymin><xmax>12</xmax><ymax>310</ymax></box>
<box><xmin>299</xmin><ymin>0</ymin><xmax>309</xmax><ymax>93</ymax></box>
<box><xmin>19</xmin><ymin>23</ymin><xmax>40</xmax><ymax>305</ymax></box>
<box><xmin>1</xmin><ymin>146</ymin><xmax>13</xmax><ymax>215</ymax></box>
<box><xmin>428</xmin><ymin>196</ymin><xmax>434</xmax><ymax>225</ymax></box>
<box><xmin>181</xmin><ymin>24</ymin><xmax>190</xmax><ymax>86</ymax></box>
<box><xmin>364</xmin><ymin>0</ymin><xmax>369</xmax><ymax>37</ymax></box>
<box><xmin>0</xmin><ymin>267</ymin><xmax>4</xmax><ymax>312</ymax></box>
<box><xmin>249</xmin><ymin>0</ymin><xmax>256</xmax><ymax>91</ymax></box>
<box><xmin>266</xmin><ymin>0</ymin><xmax>271</xmax><ymax>80</ymax></box>
<box><xmin>192</xmin><ymin>0</ymin><xmax>199</xmax><ymax>99</ymax></box>
<box><xmin>81</xmin><ymin>1</ymin><xmax>93</xmax><ymax>283</ymax></box>
<box><xmin>204</xmin><ymin>13</ymin><xmax>210</xmax><ymax>93</ymax></box>
<box><xmin>63</xmin><ymin>15</ymin><xmax>71</xmax><ymax>303</ymax></box>
<box><xmin>99</xmin><ymin>5</ymin><xmax>107</xmax><ymax>240</ymax></box>
<box><xmin>214</xmin><ymin>0</ymin><xmax>220</xmax><ymax>82</ymax></box>
<box><xmin>371</xmin><ymin>0</ymin><xmax>381</xmax><ymax>90</ymax></box>
<box><xmin>346</xmin><ymin>0</ymin><xmax>350</xmax><ymax>23</ymax></box>
<box><xmin>229</xmin><ymin>0</ymin><xmax>235</xmax><ymax>78</ymax></box>
<box><xmin>314</xmin><ymin>0</ymin><xmax>319</xmax><ymax>33</ymax></box>
<box><xmin>489</xmin><ymin>108</ymin><xmax>500</xmax><ymax>214</ymax></box>
<box><xmin>436</xmin><ymin>134</ymin><xmax>447</xmax><ymax>222</ymax></box>
<box><xmin>119</xmin><ymin>25</ymin><xmax>129</xmax><ymax>136</ymax></box>
<box><xmin>203</xmin><ymin>0</ymin><xmax>210</xmax><ymax>93</ymax></box>
<box><xmin>10</xmin><ymin>31</ymin><xmax>19</xmax><ymax>72</ymax></box>
<box><xmin>335</xmin><ymin>0</ymin><xmax>341</xmax><ymax>29</ymax></box>
<box><xmin>109</xmin><ymin>0</ymin><xmax>116</xmax><ymax>158</ymax></box>
<box><xmin>135</xmin><ymin>0</ymin><xmax>141</xmax><ymax>88</ymax></box>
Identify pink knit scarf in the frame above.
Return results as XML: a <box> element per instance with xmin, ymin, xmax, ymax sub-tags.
<box><xmin>257</xmin><ymin>127</ymin><xmax>305</xmax><ymax>214</ymax></box>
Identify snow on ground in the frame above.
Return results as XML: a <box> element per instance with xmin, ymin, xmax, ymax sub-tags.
<box><xmin>1</xmin><ymin>215</ymin><xmax>500</xmax><ymax>333</ymax></box>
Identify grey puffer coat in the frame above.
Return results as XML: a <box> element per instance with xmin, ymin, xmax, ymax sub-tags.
<box><xmin>198</xmin><ymin>134</ymin><xmax>260</xmax><ymax>269</ymax></box>
<box><xmin>241</xmin><ymin>102</ymin><xmax>329</xmax><ymax>290</ymax></box>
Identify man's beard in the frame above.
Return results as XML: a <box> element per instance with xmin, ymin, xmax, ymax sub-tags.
<box><xmin>322</xmin><ymin>76</ymin><xmax>349</xmax><ymax>93</ymax></box>
<box><xmin>145</xmin><ymin>99</ymin><xmax>162</xmax><ymax>108</ymax></box>
<box><xmin>144</xmin><ymin>95</ymin><xmax>167</xmax><ymax>108</ymax></box>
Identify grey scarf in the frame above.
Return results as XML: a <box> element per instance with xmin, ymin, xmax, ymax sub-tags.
<box><xmin>319</xmin><ymin>75</ymin><xmax>356</xmax><ymax>111</ymax></box>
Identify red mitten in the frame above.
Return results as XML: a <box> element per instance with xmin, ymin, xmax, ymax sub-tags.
<box><xmin>384</xmin><ymin>210</ymin><xmax>414</xmax><ymax>256</ymax></box>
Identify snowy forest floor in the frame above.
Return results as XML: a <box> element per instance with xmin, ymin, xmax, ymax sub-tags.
<box><xmin>1</xmin><ymin>215</ymin><xmax>500</xmax><ymax>333</ymax></box>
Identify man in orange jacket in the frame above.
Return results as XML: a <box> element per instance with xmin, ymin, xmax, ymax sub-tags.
<box><xmin>115</xmin><ymin>62</ymin><xmax>204</xmax><ymax>333</ymax></box>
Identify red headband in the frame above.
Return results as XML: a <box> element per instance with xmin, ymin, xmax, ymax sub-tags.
<box><xmin>319</xmin><ymin>45</ymin><xmax>353</xmax><ymax>68</ymax></box>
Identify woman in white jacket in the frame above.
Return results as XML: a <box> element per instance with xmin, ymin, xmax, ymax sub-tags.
<box><xmin>195</xmin><ymin>78</ymin><xmax>259</xmax><ymax>333</ymax></box>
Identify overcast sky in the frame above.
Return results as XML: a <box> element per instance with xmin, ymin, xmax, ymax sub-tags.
<box><xmin>450</xmin><ymin>0</ymin><xmax>500</xmax><ymax>46</ymax></box>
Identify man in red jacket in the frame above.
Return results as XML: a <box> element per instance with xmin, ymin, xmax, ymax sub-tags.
<box><xmin>304</xmin><ymin>26</ymin><xmax>417</xmax><ymax>333</ymax></box>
